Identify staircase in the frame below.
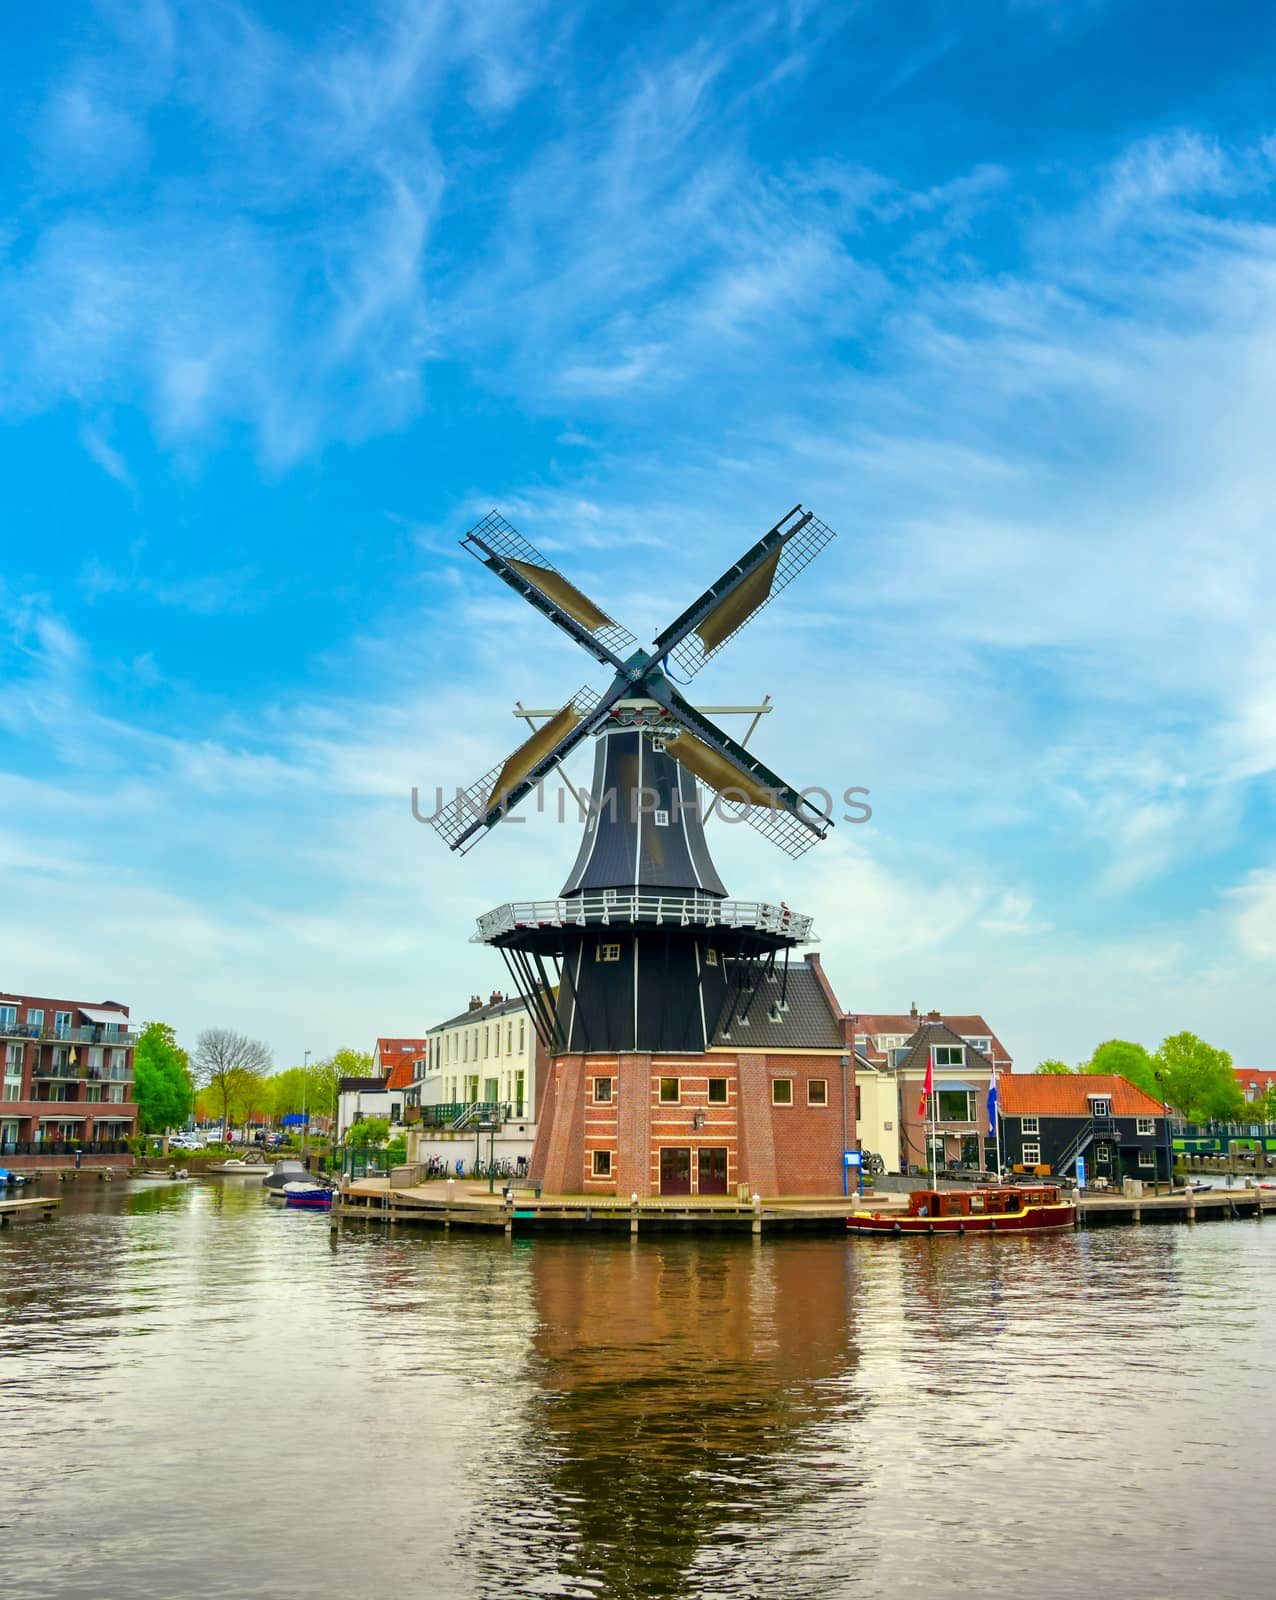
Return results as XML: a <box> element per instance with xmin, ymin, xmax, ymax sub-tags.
<box><xmin>1054</xmin><ymin>1116</ymin><xmax>1118</xmax><ymax>1177</ymax></box>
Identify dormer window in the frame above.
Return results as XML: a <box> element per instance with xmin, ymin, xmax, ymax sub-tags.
<box><xmin>1090</xmin><ymin>1097</ymin><xmax>1111</xmax><ymax>1117</ymax></box>
<box><xmin>934</xmin><ymin>1045</ymin><xmax>964</xmax><ymax>1066</ymax></box>
<box><xmin>653</xmin><ymin>809</ymin><xmax>669</xmax><ymax>826</ymax></box>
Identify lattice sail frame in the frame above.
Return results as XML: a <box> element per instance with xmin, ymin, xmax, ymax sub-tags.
<box><xmin>435</xmin><ymin>504</ymin><xmax>838</xmax><ymax>856</ymax></box>
<box><xmin>426</xmin><ymin>685</ymin><xmax>602</xmax><ymax>851</ymax></box>
<box><xmin>651</xmin><ymin>506</ymin><xmax>837</xmax><ymax>681</ymax></box>
<box><xmin>461</xmin><ymin>511</ymin><xmax>640</xmax><ymax>665</ymax></box>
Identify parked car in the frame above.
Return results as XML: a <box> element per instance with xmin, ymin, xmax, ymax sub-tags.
<box><xmin>170</xmin><ymin>1134</ymin><xmax>202</xmax><ymax>1151</ymax></box>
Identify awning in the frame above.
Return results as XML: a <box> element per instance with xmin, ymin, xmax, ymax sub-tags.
<box><xmin>38</xmin><ymin>1111</ymin><xmax>87</xmax><ymax>1120</ymax></box>
<box><xmin>92</xmin><ymin>1115</ymin><xmax>134</xmax><ymax>1123</ymax></box>
<box><xmin>936</xmin><ymin>1080</ymin><xmax>976</xmax><ymax>1091</ymax></box>
<box><xmin>80</xmin><ymin>1007</ymin><xmax>129</xmax><ymax>1027</ymax></box>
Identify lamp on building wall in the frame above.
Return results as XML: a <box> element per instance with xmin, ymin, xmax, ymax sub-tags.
<box><xmin>692</xmin><ymin>1109</ymin><xmax>705</xmax><ymax>1129</ymax></box>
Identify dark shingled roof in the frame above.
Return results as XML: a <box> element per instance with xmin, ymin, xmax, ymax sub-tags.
<box><xmin>711</xmin><ymin>961</ymin><xmax>844</xmax><ymax>1050</ymax></box>
<box><xmin>430</xmin><ymin>993</ymin><xmax>529</xmax><ymax>1031</ymax></box>
<box><xmin>893</xmin><ymin>1021</ymin><xmax>994</xmax><ymax>1075</ymax></box>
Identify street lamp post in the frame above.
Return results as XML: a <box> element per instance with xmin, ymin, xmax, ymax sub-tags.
<box><xmin>1154</xmin><ymin>1070</ymin><xmax>1172</xmax><ymax>1195</ymax></box>
<box><xmin>302</xmin><ymin>1049</ymin><xmax>310</xmax><ymax>1162</ymax></box>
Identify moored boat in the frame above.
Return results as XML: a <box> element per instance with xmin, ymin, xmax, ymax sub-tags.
<box><xmin>205</xmin><ymin>1156</ymin><xmax>269</xmax><ymax>1177</ymax></box>
<box><xmin>848</xmin><ymin>1183</ymin><xmax>1076</xmax><ymax>1237</ymax></box>
<box><xmin>283</xmin><ymin>1181</ymin><xmax>334</xmax><ymax>1210</ymax></box>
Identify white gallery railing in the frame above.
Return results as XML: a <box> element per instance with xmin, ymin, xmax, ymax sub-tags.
<box><xmin>474</xmin><ymin>893</ymin><xmax>814</xmax><ymax>943</ymax></box>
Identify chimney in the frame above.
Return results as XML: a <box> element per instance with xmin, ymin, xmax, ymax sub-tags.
<box><xmin>469</xmin><ymin>994</ymin><xmax>482</xmax><ymax>1011</ymax></box>
<box><xmin>489</xmin><ymin>989</ymin><xmax>503</xmax><ymax>1006</ymax></box>
<box><xmin>927</xmin><ymin>1009</ymin><xmax>941</xmax><ymax>1021</ymax></box>
<box><xmin>910</xmin><ymin>1002</ymin><xmax>918</xmax><ymax>1019</ymax></box>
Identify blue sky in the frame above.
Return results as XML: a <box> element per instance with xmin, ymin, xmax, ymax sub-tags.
<box><xmin>3</xmin><ymin>0</ymin><xmax>1276</xmax><ymax>1072</ymax></box>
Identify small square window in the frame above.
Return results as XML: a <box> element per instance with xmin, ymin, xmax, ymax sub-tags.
<box><xmin>653</xmin><ymin>809</ymin><xmax>669</xmax><ymax>827</ymax></box>
<box><xmin>659</xmin><ymin>1077</ymin><xmax>680</xmax><ymax>1103</ymax></box>
<box><xmin>1138</xmin><ymin>1149</ymin><xmax>1155</xmax><ymax>1168</ymax></box>
<box><xmin>594</xmin><ymin>1077</ymin><xmax>613</xmax><ymax>1104</ymax></box>
<box><xmin>708</xmin><ymin>1078</ymin><xmax>728</xmax><ymax>1104</ymax></box>
<box><xmin>1136</xmin><ymin>1117</ymin><xmax>1155</xmax><ymax>1136</ymax></box>
<box><xmin>592</xmin><ymin>1149</ymin><xmax>612</xmax><ymax>1177</ymax></box>
<box><xmin>807</xmin><ymin>1078</ymin><xmax>828</xmax><ymax>1107</ymax></box>
<box><xmin>1022</xmin><ymin>1141</ymin><xmax>1041</xmax><ymax>1166</ymax></box>
<box><xmin>1021</xmin><ymin>1116</ymin><xmax>1039</xmax><ymax>1135</ymax></box>
<box><xmin>597</xmin><ymin>944</ymin><xmax>621</xmax><ymax>963</ymax></box>
<box><xmin>705</xmin><ymin>948</ymin><xmax>719</xmax><ymax>967</ymax></box>
<box><xmin>772</xmin><ymin>1079</ymin><xmax>793</xmax><ymax>1106</ymax></box>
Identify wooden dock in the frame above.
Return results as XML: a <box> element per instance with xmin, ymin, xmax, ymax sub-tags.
<box><xmin>0</xmin><ymin>1194</ymin><xmax>60</xmax><ymax>1226</ymax></box>
<box><xmin>332</xmin><ymin>1179</ymin><xmax>1276</xmax><ymax>1237</ymax></box>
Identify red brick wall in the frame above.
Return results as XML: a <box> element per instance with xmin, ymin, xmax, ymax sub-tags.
<box><xmin>528</xmin><ymin>1047</ymin><xmax>854</xmax><ymax>1197</ymax></box>
<box><xmin>2</xmin><ymin>993</ymin><xmax>137</xmax><ymax>1152</ymax></box>
<box><xmin>765</xmin><ymin>1054</ymin><xmax>848</xmax><ymax>1195</ymax></box>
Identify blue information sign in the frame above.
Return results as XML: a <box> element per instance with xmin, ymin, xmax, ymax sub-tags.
<box><xmin>1075</xmin><ymin>1156</ymin><xmax>1086</xmax><ymax>1189</ymax></box>
<box><xmin>844</xmin><ymin>1150</ymin><xmax>861</xmax><ymax>1167</ymax></box>
<box><xmin>281</xmin><ymin>1113</ymin><xmax>310</xmax><ymax>1126</ymax></box>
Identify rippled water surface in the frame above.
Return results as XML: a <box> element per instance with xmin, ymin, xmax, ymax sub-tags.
<box><xmin>3</xmin><ymin>1179</ymin><xmax>1275</xmax><ymax>1599</ymax></box>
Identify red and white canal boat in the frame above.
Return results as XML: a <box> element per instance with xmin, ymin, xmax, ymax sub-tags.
<box><xmin>847</xmin><ymin>1183</ymin><xmax>1076</xmax><ymax>1237</ymax></box>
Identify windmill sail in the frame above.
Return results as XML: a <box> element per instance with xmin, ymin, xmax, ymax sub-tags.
<box><xmin>461</xmin><ymin>511</ymin><xmax>639</xmax><ymax>669</ymax></box>
<box><xmin>652</xmin><ymin>688</ymin><xmax>832</xmax><ymax>858</ymax></box>
<box><xmin>428</xmin><ymin>686</ymin><xmax>607</xmax><ymax>853</ymax></box>
<box><xmin>651</xmin><ymin>505</ymin><xmax>836</xmax><ymax>680</ymax></box>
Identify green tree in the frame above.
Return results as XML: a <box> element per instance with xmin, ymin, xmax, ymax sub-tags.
<box><xmin>132</xmin><ymin>1022</ymin><xmax>193</xmax><ymax>1134</ymax></box>
<box><xmin>1084</xmin><ymin>1039</ymin><xmax>1158</xmax><ymax>1098</ymax></box>
<box><xmin>1034</xmin><ymin>1059</ymin><xmax>1073</xmax><ymax>1075</ymax></box>
<box><xmin>1153</xmin><ymin>1032</ymin><xmax>1243</xmax><ymax>1122</ymax></box>
<box><xmin>347</xmin><ymin>1116</ymin><xmax>389</xmax><ymax>1148</ymax></box>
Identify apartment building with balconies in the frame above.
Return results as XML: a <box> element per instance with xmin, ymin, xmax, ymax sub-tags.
<box><xmin>1</xmin><ymin>991</ymin><xmax>138</xmax><ymax>1166</ymax></box>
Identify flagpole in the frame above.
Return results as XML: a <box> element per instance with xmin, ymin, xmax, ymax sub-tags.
<box><xmin>992</xmin><ymin>1062</ymin><xmax>1002</xmax><ymax>1179</ymax></box>
<box><xmin>930</xmin><ymin>1046</ymin><xmax>938</xmax><ymax>1187</ymax></box>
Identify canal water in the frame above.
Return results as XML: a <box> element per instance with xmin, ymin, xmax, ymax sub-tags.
<box><xmin>2</xmin><ymin>1179</ymin><xmax>1274</xmax><ymax>1600</ymax></box>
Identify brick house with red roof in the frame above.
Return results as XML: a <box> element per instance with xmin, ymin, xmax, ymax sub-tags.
<box><xmin>997</xmin><ymin>1073</ymin><xmax>1172</xmax><ymax>1186</ymax></box>
<box><xmin>373</xmin><ymin>1037</ymin><xmax>431</xmax><ymax>1077</ymax></box>
<box><xmin>1236</xmin><ymin>1068</ymin><xmax>1276</xmax><ymax>1104</ymax></box>
<box><xmin>846</xmin><ymin>1007</ymin><xmax>1010</xmax><ymax>1175</ymax></box>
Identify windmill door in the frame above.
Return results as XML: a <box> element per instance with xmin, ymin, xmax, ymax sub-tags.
<box><xmin>697</xmin><ymin>1147</ymin><xmax>728</xmax><ymax>1194</ymax></box>
<box><xmin>660</xmin><ymin>1146</ymin><xmax>692</xmax><ymax>1195</ymax></box>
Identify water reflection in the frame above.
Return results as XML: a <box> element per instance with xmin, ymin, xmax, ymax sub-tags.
<box><xmin>3</xmin><ymin>1184</ymin><xmax>1276</xmax><ymax>1600</ymax></box>
<box><xmin>467</xmin><ymin>1237</ymin><xmax>869</xmax><ymax>1599</ymax></box>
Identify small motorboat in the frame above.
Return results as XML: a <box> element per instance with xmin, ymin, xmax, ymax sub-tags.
<box><xmin>0</xmin><ymin>1168</ymin><xmax>29</xmax><ymax>1187</ymax></box>
<box><xmin>848</xmin><ymin>1183</ymin><xmax>1077</xmax><ymax>1237</ymax></box>
<box><xmin>205</xmin><ymin>1156</ymin><xmax>269</xmax><ymax>1177</ymax></box>
<box><xmin>282</xmin><ymin>1181</ymin><xmax>334</xmax><ymax>1210</ymax></box>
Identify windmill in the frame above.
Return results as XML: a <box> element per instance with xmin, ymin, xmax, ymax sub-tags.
<box><xmin>428</xmin><ymin>504</ymin><xmax>838</xmax><ymax>1056</ymax></box>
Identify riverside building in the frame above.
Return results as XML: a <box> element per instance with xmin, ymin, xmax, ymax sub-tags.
<box><xmin>0</xmin><ymin>991</ymin><xmax>138</xmax><ymax>1167</ymax></box>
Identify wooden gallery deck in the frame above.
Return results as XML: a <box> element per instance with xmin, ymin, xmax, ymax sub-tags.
<box><xmin>0</xmin><ymin>1195</ymin><xmax>60</xmax><ymax>1226</ymax></box>
<box><xmin>333</xmin><ymin>1179</ymin><xmax>1276</xmax><ymax>1236</ymax></box>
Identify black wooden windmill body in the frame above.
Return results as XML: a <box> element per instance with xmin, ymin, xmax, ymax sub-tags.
<box><xmin>429</xmin><ymin>505</ymin><xmax>838</xmax><ymax>1055</ymax></box>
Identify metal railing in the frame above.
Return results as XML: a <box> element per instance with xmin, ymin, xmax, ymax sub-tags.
<box><xmin>0</xmin><ymin>1022</ymin><xmax>137</xmax><ymax>1046</ymax></box>
<box><xmin>416</xmin><ymin>1100</ymin><xmax>514</xmax><ymax>1130</ymax></box>
<box><xmin>474</xmin><ymin>893</ymin><xmax>814</xmax><ymax>943</ymax></box>
<box><xmin>0</xmin><ymin>1139</ymin><xmax>132</xmax><ymax>1157</ymax></box>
